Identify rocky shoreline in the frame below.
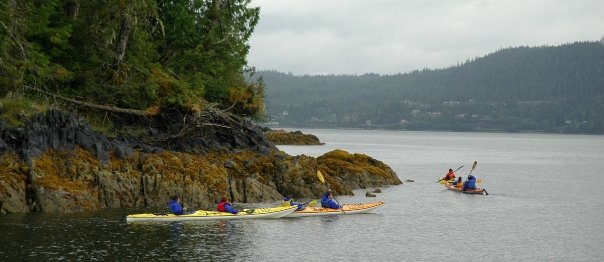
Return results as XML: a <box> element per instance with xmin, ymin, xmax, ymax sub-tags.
<box><xmin>0</xmin><ymin>110</ymin><xmax>401</xmax><ymax>214</ymax></box>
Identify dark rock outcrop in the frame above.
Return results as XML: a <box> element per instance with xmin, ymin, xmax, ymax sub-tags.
<box><xmin>0</xmin><ymin>110</ymin><xmax>401</xmax><ymax>214</ymax></box>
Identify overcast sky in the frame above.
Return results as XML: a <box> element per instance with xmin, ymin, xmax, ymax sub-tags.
<box><xmin>247</xmin><ymin>0</ymin><xmax>604</xmax><ymax>75</ymax></box>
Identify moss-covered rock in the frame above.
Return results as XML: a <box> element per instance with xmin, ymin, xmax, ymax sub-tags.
<box><xmin>0</xmin><ymin>111</ymin><xmax>401</xmax><ymax>214</ymax></box>
<box><xmin>264</xmin><ymin>129</ymin><xmax>324</xmax><ymax>145</ymax></box>
<box><xmin>317</xmin><ymin>149</ymin><xmax>402</xmax><ymax>194</ymax></box>
<box><xmin>0</xmin><ymin>154</ymin><xmax>29</xmax><ymax>214</ymax></box>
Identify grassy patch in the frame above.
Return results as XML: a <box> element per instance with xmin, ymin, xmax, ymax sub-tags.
<box><xmin>0</xmin><ymin>92</ymin><xmax>49</xmax><ymax>127</ymax></box>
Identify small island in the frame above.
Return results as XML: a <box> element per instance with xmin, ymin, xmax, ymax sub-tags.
<box><xmin>0</xmin><ymin>1</ymin><xmax>401</xmax><ymax>214</ymax></box>
<box><xmin>264</xmin><ymin>129</ymin><xmax>325</xmax><ymax>145</ymax></box>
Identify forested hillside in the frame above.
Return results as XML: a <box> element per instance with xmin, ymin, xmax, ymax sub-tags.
<box><xmin>257</xmin><ymin>41</ymin><xmax>604</xmax><ymax>133</ymax></box>
<box><xmin>1</xmin><ymin>0</ymin><xmax>264</xmax><ymax>125</ymax></box>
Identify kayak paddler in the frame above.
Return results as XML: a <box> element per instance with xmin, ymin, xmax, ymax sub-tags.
<box><xmin>463</xmin><ymin>175</ymin><xmax>477</xmax><ymax>191</ymax></box>
<box><xmin>168</xmin><ymin>195</ymin><xmax>185</xmax><ymax>215</ymax></box>
<box><xmin>451</xmin><ymin>176</ymin><xmax>463</xmax><ymax>188</ymax></box>
<box><xmin>320</xmin><ymin>190</ymin><xmax>342</xmax><ymax>209</ymax></box>
<box><xmin>442</xmin><ymin>168</ymin><xmax>456</xmax><ymax>181</ymax></box>
<box><xmin>217</xmin><ymin>197</ymin><xmax>239</xmax><ymax>214</ymax></box>
<box><xmin>282</xmin><ymin>195</ymin><xmax>305</xmax><ymax>210</ymax></box>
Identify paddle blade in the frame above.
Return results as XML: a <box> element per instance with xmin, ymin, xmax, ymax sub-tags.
<box><xmin>306</xmin><ymin>199</ymin><xmax>318</xmax><ymax>207</ymax></box>
<box><xmin>316</xmin><ymin>170</ymin><xmax>325</xmax><ymax>183</ymax></box>
<box><xmin>469</xmin><ymin>161</ymin><xmax>478</xmax><ymax>175</ymax></box>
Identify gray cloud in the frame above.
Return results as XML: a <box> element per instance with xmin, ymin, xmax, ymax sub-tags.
<box><xmin>248</xmin><ymin>0</ymin><xmax>604</xmax><ymax>75</ymax></box>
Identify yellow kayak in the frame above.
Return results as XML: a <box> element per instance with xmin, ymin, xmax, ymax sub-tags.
<box><xmin>126</xmin><ymin>205</ymin><xmax>297</xmax><ymax>222</ymax></box>
<box><xmin>438</xmin><ymin>179</ymin><xmax>455</xmax><ymax>184</ymax></box>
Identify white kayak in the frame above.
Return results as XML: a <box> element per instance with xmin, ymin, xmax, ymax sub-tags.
<box><xmin>285</xmin><ymin>201</ymin><xmax>385</xmax><ymax>217</ymax></box>
<box><xmin>126</xmin><ymin>205</ymin><xmax>297</xmax><ymax>222</ymax></box>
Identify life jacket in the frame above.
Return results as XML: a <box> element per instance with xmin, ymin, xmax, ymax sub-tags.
<box><xmin>321</xmin><ymin>194</ymin><xmax>341</xmax><ymax>209</ymax></box>
<box><xmin>217</xmin><ymin>201</ymin><xmax>226</xmax><ymax>212</ymax></box>
<box><xmin>463</xmin><ymin>176</ymin><xmax>477</xmax><ymax>190</ymax></box>
<box><xmin>168</xmin><ymin>199</ymin><xmax>184</xmax><ymax>215</ymax></box>
<box><xmin>445</xmin><ymin>171</ymin><xmax>455</xmax><ymax>180</ymax></box>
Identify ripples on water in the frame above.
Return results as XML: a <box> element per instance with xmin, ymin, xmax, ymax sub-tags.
<box><xmin>1</xmin><ymin>130</ymin><xmax>603</xmax><ymax>261</ymax></box>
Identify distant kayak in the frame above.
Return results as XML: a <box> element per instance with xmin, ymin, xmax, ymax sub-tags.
<box><xmin>445</xmin><ymin>182</ymin><xmax>487</xmax><ymax>195</ymax></box>
<box><xmin>285</xmin><ymin>201</ymin><xmax>385</xmax><ymax>217</ymax></box>
<box><xmin>439</xmin><ymin>178</ymin><xmax>482</xmax><ymax>184</ymax></box>
<box><xmin>126</xmin><ymin>205</ymin><xmax>297</xmax><ymax>222</ymax></box>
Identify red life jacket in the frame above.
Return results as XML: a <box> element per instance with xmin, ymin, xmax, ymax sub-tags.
<box><xmin>217</xmin><ymin>201</ymin><xmax>226</xmax><ymax>212</ymax></box>
<box><xmin>445</xmin><ymin>171</ymin><xmax>455</xmax><ymax>180</ymax></box>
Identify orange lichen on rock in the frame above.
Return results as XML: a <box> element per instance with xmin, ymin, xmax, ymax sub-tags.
<box><xmin>198</xmin><ymin>158</ymin><xmax>229</xmax><ymax>193</ymax></box>
<box><xmin>32</xmin><ymin>149</ymin><xmax>91</xmax><ymax>192</ymax></box>
<box><xmin>0</xmin><ymin>153</ymin><xmax>28</xmax><ymax>194</ymax></box>
<box><xmin>140</xmin><ymin>151</ymin><xmax>230</xmax><ymax>195</ymax></box>
<box><xmin>317</xmin><ymin>149</ymin><xmax>393</xmax><ymax>178</ymax></box>
<box><xmin>264</xmin><ymin>129</ymin><xmax>324</xmax><ymax>145</ymax></box>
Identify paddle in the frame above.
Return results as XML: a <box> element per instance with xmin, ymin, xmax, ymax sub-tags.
<box><xmin>316</xmin><ymin>170</ymin><xmax>345</xmax><ymax>213</ymax></box>
<box><xmin>483</xmin><ymin>189</ymin><xmax>489</xmax><ymax>196</ymax></box>
<box><xmin>436</xmin><ymin>165</ymin><xmax>464</xmax><ymax>183</ymax></box>
<box><xmin>305</xmin><ymin>199</ymin><xmax>318</xmax><ymax>207</ymax></box>
<box><xmin>469</xmin><ymin>161</ymin><xmax>477</xmax><ymax>175</ymax></box>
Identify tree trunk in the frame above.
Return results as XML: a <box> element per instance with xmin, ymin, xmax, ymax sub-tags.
<box><xmin>114</xmin><ymin>13</ymin><xmax>132</xmax><ymax>68</ymax></box>
<box><xmin>63</xmin><ymin>0</ymin><xmax>80</xmax><ymax>19</ymax></box>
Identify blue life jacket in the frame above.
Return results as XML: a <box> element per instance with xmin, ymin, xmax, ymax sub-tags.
<box><xmin>168</xmin><ymin>199</ymin><xmax>184</xmax><ymax>215</ymax></box>
<box><xmin>321</xmin><ymin>194</ymin><xmax>341</xmax><ymax>209</ymax></box>
<box><xmin>223</xmin><ymin>203</ymin><xmax>238</xmax><ymax>214</ymax></box>
<box><xmin>284</xmin><ymin>199</ymin><xmax>305</xmax><ymax>210</ymax></box>
<box><xmin>463</xmin><ymin>176</ymin><xmax>477</xmax><ymax>190</ymax></box>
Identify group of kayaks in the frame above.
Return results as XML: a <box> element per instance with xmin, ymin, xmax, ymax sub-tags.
<box><xmin>439</xmin><ymin>161</ymin><xmax>489</xmax><ymax>195</ymax></box>
<box><xmin>126</xmin><ymin>201</ymin><xmax>385</xmax><ymax>223</ymax></box>
<box><xmin>127</xmin><ymin>162</ymin><xmax>489</xmax><ymax>223</ymax></box>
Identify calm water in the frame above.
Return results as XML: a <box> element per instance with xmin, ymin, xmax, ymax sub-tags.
<box><xmin>1</xmin><ymin>129</ymin><xmax>603</xmax><ymax>261</ymax></box>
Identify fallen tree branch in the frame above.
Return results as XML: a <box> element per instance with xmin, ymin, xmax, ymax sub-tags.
<box><xmin>25</xmin><ymin>85</ymin><xmax>150</xmax><ymax>117</ymax></box>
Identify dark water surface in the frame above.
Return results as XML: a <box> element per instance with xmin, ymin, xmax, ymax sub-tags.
<box><xmin>2</xmin><ymin>130</ymin><xmax>603</xmax><ymax>261</ymax></box>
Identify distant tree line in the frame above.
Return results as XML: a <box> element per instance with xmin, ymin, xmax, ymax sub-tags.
<box><xmin>255</xmin><ymin>41</ymin><xmax>604</xmax><ymax>134</ymax></box>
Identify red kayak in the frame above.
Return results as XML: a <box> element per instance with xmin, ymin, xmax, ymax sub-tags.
<box><xmin>445</xmin><ymin>182</ymin><xmax>487</xmax><ymax>195</ymax></box>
